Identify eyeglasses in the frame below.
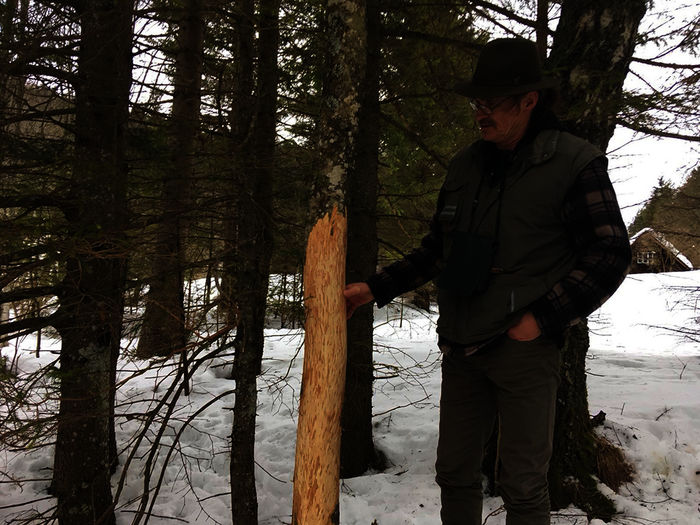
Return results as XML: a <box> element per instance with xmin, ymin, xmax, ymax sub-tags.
<box><xmin>469</xmin><ymin>97</ymin><xmax>516</xmax><ymax>115</ymax></box>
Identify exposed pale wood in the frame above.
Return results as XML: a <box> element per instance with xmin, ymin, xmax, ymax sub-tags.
<box><xmin>293</xmin><ymin>208</ymin><xmax>347</xmax><ymax>525</ymax></box>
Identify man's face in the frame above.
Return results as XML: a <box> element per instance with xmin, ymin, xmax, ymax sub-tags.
<box><xmin>471</xmin><ymin>92</ymin><xmax>537</xmax><ymax>150</ymax></box>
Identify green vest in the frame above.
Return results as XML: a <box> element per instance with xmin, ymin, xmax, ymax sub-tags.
<box><xmin>436</xmin><ymin>129</ymin><xmax>602</xmax><ymax>345</ymax></box>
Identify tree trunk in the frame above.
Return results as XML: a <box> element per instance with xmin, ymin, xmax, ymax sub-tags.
<box><xmin>293</xmin><ymin>209</ymin><xmax>347</xmax><ymax>525</ymax></box>
<box><xmin>52</xmin><ymin>1</ymin><xmax>133</xmax><ymax>524</ymax></box>
<box><xmin>535</xmin><ymin>0</ymin><xmax>548</xmax><ymax>63</ymax></box>
<box><xmin>545</xmin><ymin>0</ymin><xmax>646</xmax><ymax>518</ymax></box>
<box><xmin>226</xmin><ymin>1</ymin><xmax>280</xmax><ymax>524</ymax></box>
<box><xmin>548</xmin><ymin>0</ymin><xmax>647</xmax><ymax>151</ymax></box>
<box><xmin>137</xmin><ymin>0</ymin><xmax>204</xmax><ymax>359</ymax></box>
<box><xmin>309</xmin><ymin>0</ymin><xmax>367</xmax><ymax>217</ymax></box>
<box><xmin>340</xmin><ymin>0</ymin><xmax>382</xmax><ymax>479</ymax></box>
<box><xmin>548</xmin><ymin>322</ymin><xmax>618</xmax><ymax>519</ymax></box>
<box><xmin>291</xmin><ymin>0</ymin><xmax>365</xmax><ymax>519</ymax></box>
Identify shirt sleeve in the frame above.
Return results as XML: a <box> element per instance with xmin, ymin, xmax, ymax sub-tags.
<box><xmin>530</xmin><ymin>156</ymin><xmax>632</xmax><ymax>337</ymax></box>
<box><xmin>365</xmin><ymin>211</ymin><xmax>444</xmax><ymax>308</ymax></box>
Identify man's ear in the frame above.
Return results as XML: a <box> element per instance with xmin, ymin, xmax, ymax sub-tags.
<box><xmin>522</xmin><ymin>91</ymin><xmax>539</xmax><ymax>110</ymax></box>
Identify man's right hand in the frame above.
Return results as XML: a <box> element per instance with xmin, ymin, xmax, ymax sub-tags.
<box><xmin>343</xmin><ymin>282</ymin><xmax>374</xmax><ymax>319</ymax></box>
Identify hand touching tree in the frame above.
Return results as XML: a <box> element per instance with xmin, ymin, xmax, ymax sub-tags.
<box><xmin>343</xmin><ymin>282</ymin><xmax>374</xmax><ymax>319</ymax></box>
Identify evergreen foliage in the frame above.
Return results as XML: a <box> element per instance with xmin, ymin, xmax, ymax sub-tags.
<box><xmin>628</xmin><ymin>177</ymin><xmax>676</xmax><ymax>236</ymax></box>
<box><xmin>378</xmin><ymin>4</ymin><xmax>480</xmax><ymax>262</ymax></box>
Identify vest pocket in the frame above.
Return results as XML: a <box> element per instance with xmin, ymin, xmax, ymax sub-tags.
<box><xmin>438</xmin><ymin>179</ymin><xmax>467</xmax><ymax>260</ymax></box>
<box><xmin>437</xmin><ymin>178</ymin><xmax>465</xmax><ymax>227</ymax></box>
<box><xmin>438</xmin><ymin>231</ymin><xmax>495</xmax><ymax>297</ymax></box>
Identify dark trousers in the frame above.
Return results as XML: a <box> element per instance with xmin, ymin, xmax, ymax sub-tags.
<box><xmin>435</xmin><ymin>335</ymin><xmax>561</xmax><ymax>525</ymax></box>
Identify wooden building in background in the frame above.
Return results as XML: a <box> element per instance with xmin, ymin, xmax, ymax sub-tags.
<box><xmin>629</xmin><ymin>228</ymin><xmax>694</xmax><ymax>274</ymax></box>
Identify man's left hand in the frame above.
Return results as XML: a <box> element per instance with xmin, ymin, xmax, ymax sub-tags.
<box><xmin>507</xmin><ymin>311</ymin><xmax>542</xmax><ymax>341</ymax></box>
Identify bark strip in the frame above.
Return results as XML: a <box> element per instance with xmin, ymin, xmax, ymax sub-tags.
<box><xmin>293</xmin><ymin>208</ymin><xmax>347</xmax><ymax>525</ymax></box>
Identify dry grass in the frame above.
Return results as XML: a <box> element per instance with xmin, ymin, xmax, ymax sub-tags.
<box><xmin>595</xmin><ymin>434</ymin><xmax>635</xmax><ymax>492</ymax></box>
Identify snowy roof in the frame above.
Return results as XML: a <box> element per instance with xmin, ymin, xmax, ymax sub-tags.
<box><xmin>630</xmin><ymin>227</ymin><xmax>694</xmax><ymax>269</ymax></box>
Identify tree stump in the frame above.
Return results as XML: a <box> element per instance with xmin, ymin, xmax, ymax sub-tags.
<box><xmin>293</xmin><ymin>208</ymin><xmax>347</xmax><ymax>525</ymax></box>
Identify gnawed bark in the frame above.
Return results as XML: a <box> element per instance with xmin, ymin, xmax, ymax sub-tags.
<box><xmin>293</xmin><ymin>208</ymin><xmax>347</xmax><ymax>525</ymax></box>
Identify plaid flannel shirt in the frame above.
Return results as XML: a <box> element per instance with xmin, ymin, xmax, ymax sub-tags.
<box><xmin>366</xmin><ymin>155</ymin><xmax>631</xmax><ymax>339</ymax></box>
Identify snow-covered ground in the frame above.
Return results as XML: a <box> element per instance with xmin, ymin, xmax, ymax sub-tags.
<box><xmin>1</xmin><ymin>271</ymin><xmax>699</xmax><ymax>524</ymax></box>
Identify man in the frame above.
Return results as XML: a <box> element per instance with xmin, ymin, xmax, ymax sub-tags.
<box><xmin>343</xmin><ymin>38</ymin><xmax>631</xmax><ymax>525</ymax></box>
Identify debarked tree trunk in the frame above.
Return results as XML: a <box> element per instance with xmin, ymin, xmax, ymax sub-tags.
<box><xmin>293</xmin><ymin>208</ymin><xmax>347</xmax><ymax>525</ymax></box>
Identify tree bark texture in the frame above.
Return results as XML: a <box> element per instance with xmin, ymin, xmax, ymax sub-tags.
<box><xmin>340</xmin><ymin>0</ymin><xmax>381</xmax><ymax>479</ymax></box>
<box><xmin>548</xmin><ymin>0</ymin><xmax>647</xmax><ymax>151</ymax></box>
<box><xmin>52</xmin><ymin>1</ymin><xmax>134</xmax><ymax>524</ymax></box>
<box><xmin>545</xmin><ymin>0</ymin><xmax>646</xmax><ymax>518</ymax></box>
<box><xmin>293</xmin><ymin>208</ymin><xmax>348</xmax><ymax>525</ymax></box>
<box><xmin>548</xmin><ymin>321</ymin><xmax>616</xmax><ymax>519</ymax></box>
<box><xmin>310</xmin><ymin>0</ymin><xmax>367</xmax><ymax>217</ymax></box>
<box><xmin>226</xmin><ymin>1</ymin><xmax>280</xmax><ymax>524</ymax></box>
<box><xmin>137</xmin><ymin>0</ymin><xmax>205</xmax><ymax>358</ymax></box>
<box><xmin>220</xmin><ymin>0</ymin><xmax>255</xmax><ymax>323</ymax></box>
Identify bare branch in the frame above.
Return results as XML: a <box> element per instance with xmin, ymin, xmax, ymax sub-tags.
<box><xmin>380</xmin><ymin>111</ymin><xmax>449</xmax><ymax>169</ymax></box>
<box><xmin>616</xmin><ymin>119</ymin><xmax>700</xmax><ymax>142</ymax></box>
<box><xmin>382</xmin><ymin>28</ymin><xmax>481</xmax><ymax>50</ymax></box>
<box><xmin>0</xmin><ymin>244</ymin><xmax>57</xmax><ymax>267</ymax></box>
<box><xmin>0</xmin><ymin>314</ymin><xmax>57</xmax><ymax>337</ymax></box>
<box><xmin>632</xmin><ymin>56</ymin><xmax>700</xmax><ymax>69</ymax></box>
<box><xmin>0</xmin><ymin>195</ymin><xmax>63</xmax><ymax>210</ymax></box>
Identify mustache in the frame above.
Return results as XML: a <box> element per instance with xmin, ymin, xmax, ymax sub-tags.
<box><xmin>478</xmin><ymin>118</ymin><xmax>496</xmax><ymax>127</ymax></box>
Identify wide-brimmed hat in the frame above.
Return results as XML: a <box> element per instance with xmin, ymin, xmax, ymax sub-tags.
<box><xmin>454</xmin><ymin>38</ymin><xmax>558</xmax><ymax>98</ymax></box>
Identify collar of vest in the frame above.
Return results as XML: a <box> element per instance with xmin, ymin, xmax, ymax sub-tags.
<box><xmin>524</xmin><ymin>128</ymin><xmax>560</xmax><ymax>165</ymax></box>
<box><xmin>476</xmin><ymin>128</ymin><xmax>561</xmax><ymax>167</ymax></box>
